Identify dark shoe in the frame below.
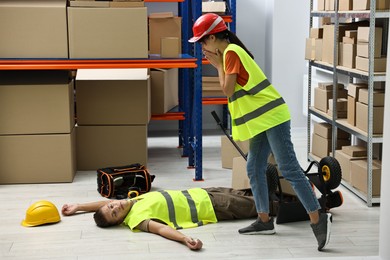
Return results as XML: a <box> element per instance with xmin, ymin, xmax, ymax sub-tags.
<box><xmin>325</xmin><ymin>190</ymin><xmax>343</xmax><ymax>210</ymax></box>
<box><xmin>311</xmin><ymin>213</ymin><xmax>332</xmax><ymax>251</ymax></box>
<box><xmin>238</xmin><ymin>217</ymin><xmax>275</xmax><ymax>235</ymax></box>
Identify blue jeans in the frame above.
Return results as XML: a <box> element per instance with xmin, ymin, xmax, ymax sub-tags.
<box><xmin>246</xmin><ymin>120</ymin><xmax>321</xmax><ymax>214</ymax></box>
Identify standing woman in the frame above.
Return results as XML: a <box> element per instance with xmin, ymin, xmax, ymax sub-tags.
<box><xmin>189</xmin><ymin>13</ymin><xmax>331</xmax><ymax>251</ymax></box>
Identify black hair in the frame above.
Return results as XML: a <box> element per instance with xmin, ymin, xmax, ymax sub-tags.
<box><xmin>213</xmin><ymin>30</ymin><xmax>254</xmax><ymax>59</ymax></box>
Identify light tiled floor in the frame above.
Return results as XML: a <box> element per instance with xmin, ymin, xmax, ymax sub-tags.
<box><xmin>0</xmin><ymin>130</ymin><xmax>380</xmax><ymax>259</ymax></box>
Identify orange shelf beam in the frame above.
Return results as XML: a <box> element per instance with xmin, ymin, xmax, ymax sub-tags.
<box><xmin>202</xmin><ymin>97</ymin><xmax>228</xmax><ymax>105</ymax></box>
<box><xmin>0</xmin><ymin>57</ymin><xmax>197</xmax><ymax>70</ymax></box>
<box><xmin>151</xmin><ymin>112</ymin><xmax>185</xmax><ymax>120</ymax></box>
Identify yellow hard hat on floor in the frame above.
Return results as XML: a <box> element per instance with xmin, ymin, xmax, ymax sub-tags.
<box><xmin>21</xmin><ymin>200</ymin><xmax>61</xmax><ymax>227</ymax></box>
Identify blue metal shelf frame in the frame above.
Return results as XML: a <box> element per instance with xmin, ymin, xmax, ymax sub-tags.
<box><xmin>179</xmin><ymin>0</ymin><xmax>192</xmax><ymax>158</ymax></box>
<box><xmin>185</xmin><ymin>0</ymin><xmax>236</xmax><ymax>181</ymax></box>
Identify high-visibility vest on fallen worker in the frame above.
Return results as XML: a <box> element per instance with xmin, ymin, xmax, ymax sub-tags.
<box><xmin>124</xmin><ymin>188</ymin><xmax>217</xmax><ymax>231</ymax></box>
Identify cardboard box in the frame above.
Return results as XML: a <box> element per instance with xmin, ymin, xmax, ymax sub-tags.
<box><xmin>335</xmin><ymin>149</ymin><xmax>365</xmax><ymax>183</ymax></box>
<box><xmin>68</xmin><ymin>7</ymin><xmax>148</xmax><ymax>58</ymax></box>
<box><xmin>203</xmin><ymin>77</ymin><xmax>225</xmax><ymax>97</ymax></box>
<box><xmin>318</xmin><ymin>82</ymin><xmax>344</xmax><ymax>91</ymax></box>
<box><xmin>314</xmin><ymin>87</ymin><xmax>347</xmax><ymax>112</ymax></box>
<box><xmin>346</xmin><ymin>30</ymin><xmax>358</xmax><ymax>38</ymax></box>
<box><xmin>342</xmin><ymin>145</ymin><xmax>367</xmax><ymax>157</ymax></box>
<box><xmin>343</xmin><ymin>36</ymin><xmax>356</xmax><ymax>44</ymax></box>
<box><xmin>339</xmin><ymin>0</ymin><xmax>352</xmax><ymax>10</ymax></box>
<box><xmin>347</xmin><ymin>96</ymin><xmax>357</xmax><ymax>125</ymax></box>
<box><xmin>0</xmin><ymin>70</ymin><xmax>74</xmax><ymax>135</ymax></box>
<box><xmin>305</xmin><ymin>38</ymin><xmax>323</xmax><ymax>61</ymax></box>
<box><xmin>348</xmin><ymin>83</ymin><xmax>367</xmax><ymax>98</ymax></box>
<box><xmin>358</xmin><ymin>88</ymin><xmax>385</xmax><ymax>106</ymax></box>
<box><xmin>356</xmin><ymin>56</ymin><xmax>387</xmax><ymax>72</ymax></box>
<box><xmin>312</xmin><ymin>133</ymin><xmax>350</xmax><ymax>158</ymax></box>
<box><xmin>357</xmin><ymin>27</ymin><xmax>383</xmax><ymax>47</ymax></box>
<box><xmin>328</xmin><ymin>98</ymin><xmax>348</xmax><ymax>112</ymax></box>
<box><xmin>310</xmin><ymin>28</ymin><xmax>323</xmax><ymax>39</ymax></box>
<box><xmin>70</xmin><ymin>1</ymin><xmax>145</xmax><ymax>7</ymax></box>
<box><xmin>202</xmin><ymin>1</ymin><xmax>226</xmax><ymax>14</ymax></box>
<box><xmin>356</xmin><ymin>102</ymin><xmax>384</xmax><ymax>134</ymax></box>
<box><xmin>149</xmin><ymin>12</ymin><xmax>182</xmax><ymax>55</ymax></box>
<box><xmin>0</xmin><ymin>129</ymin><xmax>76</xmax><ymax>184</ymax></box>
<box><xmin>356</xmin><ymin>42</ymin><xmax>382</xmax><ymax>58</ymax></box>
<box><xmin>341</xmin><ymin>43</ymin><xmax>356</xmax><ymax>68</ymax></box>
<box><xmin>353</xmin><ymin>0</ymin><xmax>389</xmax><ymax>10</ymax></box>
<box><xmin>161</xmin><ymin>37</ymin><xmax>181</xmax><ymax>58</ymax></box>
<box><xmin>318</xmin><ymin>0</ymin><xmax>325</xmax><ymax>10</ymax></box>
<box><xmin>221</xmin><ymin>136</ymin><xmax>249</xmax><ymax>169</ymax></box>
<box><xmin>76</xmin><ymin>125</ymin><xmax>147</xmax><ymax>170</ymax></box>
<box><xmin>0</xmin><ymin>0</ymin><xmax>68</xmax><ymax>58</ymax></box>
<box><xmin>350</xmin><ymin>159</ymin><xmax>381</xmax><ymax>196</ymax></box>
<box><xmin>326</xmin><ymin>0</ymin><xmax>335</xmax><ymax>10</ymax></box>
<box><xmin>314</xmin><ymin>122</ymin><xmax>350</xmax><ymax>139</ymax></box>
<box><xmin>76</xmin><ymin>69</ymin><xmax>150</xmax><ymax>125</ymax></box>
<box><xmin>150</xmin><ymin>68</ymin><xmax>178</xmax><ymax>114</ymax></box>
<box><xmin>231</xmin><ymin>156</ymin><xmax>249</xmax><ymax>189</ymax></box>
<box><xmin>327</xmin><ymin>109</ymin><xmax>347</xmax><ymax>118</ymax></box>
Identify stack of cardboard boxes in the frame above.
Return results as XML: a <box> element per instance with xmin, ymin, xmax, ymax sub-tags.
<box><xmin>355</xmin><ymin>88</ymin><xmax>385</xmax><ymax>135</ymax></box>
<box><xmin>305</xmin><ymin>28</ymin><xmax>323</xmax><ymax>61</ymax></box>
<box><xmin>314</xmin><ymin>82</ymin><xmax>348</xmax><ymax>114</ymax></box>
<box><xmin>317</xmin><ymin>0</ymin><xmax>389</xmax><ymax>13</ymax></box>
<box><xmin>311</xmin><ymin>122</ymin><xmax>350</xmax><ymax>158</ymax></box>
<box><xmin>307</xmin><ymin>0</ymin><xmax>389</xmax><ymax>72</ymax></box>
<box><xmin>340</xmin><ymin>30</ymin><xmax>357</xmax><ymax>69</ymax></box>
<box><xmin>149</xmin><ymin>12</ymin><xmax>182</xmax><ymax>58</ymax></box>
<box><xmin>346</xmin><ymin>83</ymin><xmax>368</xmax><ymax>126</ymax></box>
<box><xmin>75</xmin><ymin>69</ymin><xmax>150</xmax><ymax>170</ymax></box>
<box><xmin>0</xmin><ymin>71</ymin><xmax>76</xmax><ymax>183</ymax></box>
<box><xmin>355</xmin><ymin>26</ymin><xmax>386</xmax><ymax>72</ymax></box>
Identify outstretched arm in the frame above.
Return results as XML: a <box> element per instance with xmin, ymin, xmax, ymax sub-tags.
<box><xmin>61</xmin><ymin>201</ymin><xmax>109</xmax><ymax>216</ymax></box>
<box><xmin>147</xmin><ymin>220</ymin><xmax>203</xmax><ymax>250</ymax></box>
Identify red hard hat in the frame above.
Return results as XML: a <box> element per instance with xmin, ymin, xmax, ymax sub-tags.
<box><xmin>188</xmin><ymin>13</ymin><xmax>228</xmax><ymax>43</ymax></box>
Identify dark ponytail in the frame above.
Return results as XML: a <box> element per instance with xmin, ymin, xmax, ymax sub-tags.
<box><xmin>214</xmin><ymin>30</ymin><xmax>254</xmax><ymax>59</ymax></box>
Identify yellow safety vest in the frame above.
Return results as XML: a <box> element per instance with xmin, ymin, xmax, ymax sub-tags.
<box><xmin>123</xmin><ymin>188</ymin><xmax>217</xmax><ymax>231</ymax></box>
<box><xmin>224</xmin><ymin>44</ymin><xmax>291</xmax><ymax>141</ymax></box>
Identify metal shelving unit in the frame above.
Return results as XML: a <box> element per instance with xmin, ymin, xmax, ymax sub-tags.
<box><xmin>0</xmin><ymin>0</ymin><xmax>237</xmax><ymax>182</ymax></box>
<box><xmin>307</xmin><ymin>0</ymin><xmax>388</xmax><ymax>206</ymax></box>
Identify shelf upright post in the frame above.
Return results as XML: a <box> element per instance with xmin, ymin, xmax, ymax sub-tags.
<box><xmin>366</xmin><ymin>0</ymin><xmax>377</xmax><ymax>206</ymax></box>
<box><xmin>188</xmin><ymin>0</ymin><xmax>203</xmax><ymax>180</ymax></box>
<box><xmin>331</xmin><ymin>0</ymin><xmax>340</xmax><ymax>157</ymax></box>
<box><xmin>179</xmin><ymin>0</ymin><xmax>192</xmax><ymax>158</ymax></box>
<box><xmin>227</xmin><ymin>0</ymin><xmax>236</xmax><ymax>33</ymax></box>
<box><xmin>307</xmin><ymin>0</ymin><xmax>314</xmax><ymax>161</ymax></box>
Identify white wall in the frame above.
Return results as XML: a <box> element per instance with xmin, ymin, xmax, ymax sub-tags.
<box><xmin>378</xmin><ymin>26</ymin><xmax>390</xmax><ymax>260</ymax></box>
<box><xmin>265</xmin><ymin>0</ymin><xmax>310</xmax><ymax>128</ymax></box>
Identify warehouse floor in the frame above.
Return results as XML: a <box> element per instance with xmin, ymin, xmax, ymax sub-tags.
<box><xmin>0</xmin><ymin>129</ymin><xmax>380</xmax><ymax>259</ymax></box>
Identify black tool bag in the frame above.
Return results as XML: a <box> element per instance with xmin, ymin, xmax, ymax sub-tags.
<box><xmin>97</xmin><ymin>163</ymin><xmax>155</xmax><ymax>199</ymax></box>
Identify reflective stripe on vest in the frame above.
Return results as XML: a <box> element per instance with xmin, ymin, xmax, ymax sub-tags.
<box><xmin>234</xmin><ymin>97</ymin><xmax>285</xmax><ymax>126</ymax></box>
<box><xmin>159</xmin><ymin>191</ymin><xmax>182</xmax><ymax>229</ymax></box>
<box><xmin>229</xmin><ymin>79</ymin><xmax>271</xmax><ymax>102</ymax></box>
<box><xmin>181</xmin><ymin>190</ymin><xmax>203</xmax><ymax>227</ymax></box>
